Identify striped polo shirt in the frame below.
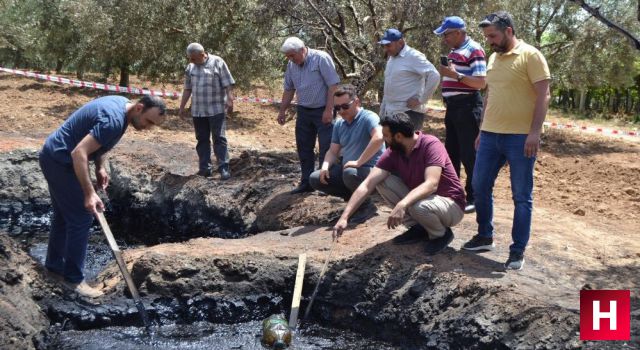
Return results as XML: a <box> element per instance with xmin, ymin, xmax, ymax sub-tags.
<box><xmin>442</xmin><ymin>37</ymin><xmax>486</xmax><ymax>98</ymax></box>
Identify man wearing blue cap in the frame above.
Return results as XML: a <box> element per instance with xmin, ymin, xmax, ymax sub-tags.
<box><xmin>378</xmin><ymin>28</ymin><xmax>440</xmax><ymax>131</ymax></box>
<box><xmin>434</xmin><ymin>16</ymin><xmax>487</xmax><ymax>215</ymax></box>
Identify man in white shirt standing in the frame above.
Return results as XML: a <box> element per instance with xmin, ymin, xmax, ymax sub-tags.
<box><xmin>379</xmin><ymin>28</ymin><xmax>440</xmax><ymax>131</ymax></box>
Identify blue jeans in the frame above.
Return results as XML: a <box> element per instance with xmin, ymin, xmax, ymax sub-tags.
<box><xmin>472</xmin><ymin>131</ymin><xmax>535</xmax><ymax>254</ymax></box>
<box><xmin>193</xmin><ymin>113</ymin><xmax>229</xmax><ymax>172</ymax></box>
<box><xmin>39</xmin><ymin>151</ymin><xmax>94</xmax><ymax>283</ymax></box>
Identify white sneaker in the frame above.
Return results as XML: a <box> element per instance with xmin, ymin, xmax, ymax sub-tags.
<box><xmin>63</xmin><ymin>280</ymin><xmax>104</xmax><ymax>298</ymax></box>
<box><xmin>464</xmin><ymin>204</ymin><xmax>476</xmax><ymax>214</ymax></box>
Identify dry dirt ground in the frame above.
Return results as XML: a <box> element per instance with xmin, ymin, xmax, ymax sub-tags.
<box><xmin>0</xmin><ymin>73</ymin><xmax>639</xmax><ymax>347</ymax></box>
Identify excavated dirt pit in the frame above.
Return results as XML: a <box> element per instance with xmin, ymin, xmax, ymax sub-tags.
<box><xmin>0</xmin><ymin>75</ymin><xmax>638</xmax><ymax>349</ymax></box>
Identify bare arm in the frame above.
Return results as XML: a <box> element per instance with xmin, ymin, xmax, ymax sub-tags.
<box><xmin>475</xmin><ymin>86</ymin><xmax>489</xmax><ymax>150</ymax></box>
<box><xmin>387</xmin><ymin>166</ymin><xmax>441</xmax><ymax>229</ymax></box>
<box><xmin>277</xmin><ymin>90</ymin><xmax>296</xmax><ymax>125</ymax></box>
<box><xmin>179</xmin><ymin>89</ymin><xmax>192</xmax><ymax>119</ymax></box>
<box><xmin>319</xmin><ymin>143</ymin><xmax>341</xmax><ymax>184</ymax></box>
<box><xmin>225</xmin><ymin>85</ymin><xmax>235</xmax><ymax>114</ymax></box>
<box><xmin>94</xmin><ymin>153</ymin><xmax>109</xmax><ymax>191</ymax></box>
<box><xmin>332</xmin><ymin>167</ymin><xmax>390</xmax><ymax>240</ymax></box>
<box><xmin>322</xmin><ymin>84</ymin><xmax>338</xmax><ymax>124</ymax></box>
<box><xmin>525</xmin><ymin>79</ymin><xmax>551</xmax><ymax>157</ymax></box>
<box><xmin>345</xmin><ymin>126</ymin><xmax>383</xmax><ymax>168</ymax></box>
<box><xmin>439</xmin><ymin>64</ymin><xmax>487</xmax><ymax>90</ymax></box>
<box><xmin>70</xmin><ymin>134</ymin><xmax>104</xmax><ymax>215</ymax></box>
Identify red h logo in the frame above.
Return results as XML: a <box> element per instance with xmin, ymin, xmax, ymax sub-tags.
<box><xmin>580</xmin><ymin>290</ymin><xmax>631</xmax><ymax>340</ymax></box>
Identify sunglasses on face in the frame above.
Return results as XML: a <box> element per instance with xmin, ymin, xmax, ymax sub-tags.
<box><xmin>334</xmin><ymin>100</ymin><xmax>355</xmax><ymax>112</ymax></box>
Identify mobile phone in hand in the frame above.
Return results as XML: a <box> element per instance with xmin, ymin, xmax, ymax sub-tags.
<box><xmin>440</xmin><ymin>56</ymin><xmax>449</xmax><ymax>66</ymax></box>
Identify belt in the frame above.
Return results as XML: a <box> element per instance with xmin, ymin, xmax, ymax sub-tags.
<box><xmin>443</xmin><ymin>91</ymin><xmax>480</xmax><ymax>104</ymax></box>
<box><xmin>297</xmin><ymin>105</ymin><xmax>325</xmax><ymax>111</ymax></box>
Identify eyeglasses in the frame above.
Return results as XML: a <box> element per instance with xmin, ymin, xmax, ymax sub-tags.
<box><xmin>334</xmin><ymin>100</ymin><xmax>355</xmax><ymax>112</ymax></box>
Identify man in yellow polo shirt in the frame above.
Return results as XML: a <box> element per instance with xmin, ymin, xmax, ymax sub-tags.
<box><xmin>461</xmin><ymin>11</ymin><xmax>551</xmax><ymax>271</ymax></box>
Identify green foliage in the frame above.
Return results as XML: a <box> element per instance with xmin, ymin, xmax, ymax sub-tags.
<box><xmin>0</xmin><ymin>0</ymin><xmax>639</xmax><ymax>121</ymax></box>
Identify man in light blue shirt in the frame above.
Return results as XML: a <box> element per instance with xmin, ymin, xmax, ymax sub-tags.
<box><xmin>309</xmin><ymin>84</ymin><xmax>384</xmax><ymax>200</ymax></box>
<box><xmin>277</xmin><ymin>37</ymin><xmax>341</xmax><ymax>194</ymax></box>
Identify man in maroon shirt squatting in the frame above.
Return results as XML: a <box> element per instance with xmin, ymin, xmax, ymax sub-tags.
<box><xmin>333</xmin><ymin>112</ymin><xmax>466</xmax><ymax>255</ymax></box>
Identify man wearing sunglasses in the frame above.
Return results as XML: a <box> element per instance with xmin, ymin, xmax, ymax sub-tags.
<box><xmin>461</xmin><ymin>11</ymin><xmax>551</xmax><ymax>271</ymax></box>
<box><xmin>332</xmin><ymin>112</ymin><xmax>465</xmax><ymax>256</ymax></box>
<box><xmin>309</xmin><ymin>84</ymin><xmax>385</xmax><ymax>200</ymax></box>
<box><xmin>378</xmin><ymin>28</ymin><xmax>440</xmax><ymax>131</ymax></box>
<box><xmin>277</xmin><ymin>37</ymin><xmax>341</xmax><ymax>194</ymax></box>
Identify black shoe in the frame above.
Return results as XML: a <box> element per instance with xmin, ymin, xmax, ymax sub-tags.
<box><xmin>197</xmin><ymin>169</ymin><xmax>212</xmax><ymax>177</ymax></box>
<box><xmin>424</xmin><ymin>228</ymin><xmax>454</xmax><ymax>255</ymax></box>
<box><xmin>392</xmin><ymin>224</ymin><xmax>428</xmax><ymax>245</ymax></box>
<box><xmin>462</xmin><ymin>234</ymin><xmax>495</xmax><ymax>251</ymax></box>
<box><xmin>464</xmin><ymin>202</ymin><xmax>476</xmax><ymax>214</ymax></box>
<box><xmin>290</xmin><ymin>183</ymin><xmax>313</xmax><ymax>194</ymax></box>
<box><xmin>504</xmin><ymin>251</ymin><xmax>525</xmax><ymax>270</ymax></box>
<box><xmin>220</xmin><ymin>167</ymin><xmax>231</xmax><ymax>180</ymax></box>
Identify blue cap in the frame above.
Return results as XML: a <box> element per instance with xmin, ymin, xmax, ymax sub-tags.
<box><xmin>378</xmin><ymin>28</ymin><xmax>403</xmax><ymax>44</ymax></box>
<box><xmin>433</xmin><ymin>16</ymin><xmax>466</xmax><ymax>35</ymax></box>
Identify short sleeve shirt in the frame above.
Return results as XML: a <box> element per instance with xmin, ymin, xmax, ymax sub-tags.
<box><xmin>375</xmin><ymin>132</ymin><xmax>466</xmax><ymax>210</ymax></box>
<box><xmin>442</xmin><ymin>37</ymin><xmax>486</xmax><ymax>97</ymax></box>
<box><xmin>331</xmin><ymin>108</ymin><xmax>384</xmax><ymax>167</ymax></box>
<box><xmin>482</xmin><ymin>40</ymin><xmax>551</xmax><ymax>134</ymax></box>
<box><xmin>283</xmin><ymin>49</ymin><xmax>340</xmax><ymax>108</ymax></box>
<box><xmin>43</xmin><ymin>96</ymin><xmax>129</xmax><ymax>165</ymax></box>
<box><xmin>184</xmin><ymin>54</ymin><xmax>236</xmax><ymax>117</ymax></box>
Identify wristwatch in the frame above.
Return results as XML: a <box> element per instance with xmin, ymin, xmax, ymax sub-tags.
<box><xmin>456</xmin><ymin>73</ymin><xmax>464</xmax><ymax>82</ymax></box>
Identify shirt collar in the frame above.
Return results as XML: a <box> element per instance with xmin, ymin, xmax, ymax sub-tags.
<box><xmin>344</xmin><ymin>108</ymin><xmax>362</xmax><ymax>125</ymax></box>
<box><xmin>397</xmin><ymin>44</ymin><xmax>410</xmax><ymax>58</ymax></box>
<box><xmin>502</xmin><ymin>39</ymin><xmax>524</xmax><ymax>56</ymax></box>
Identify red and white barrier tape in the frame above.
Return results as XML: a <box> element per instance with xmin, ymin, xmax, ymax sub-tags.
<box><xmin>3</xmin><ymin>67</ymin><xmax>639</xmax><ymax>137</ymax></box>
<box><xmin>0</xmin><ymin>66</ymin><xmax>281</xmax><ymax>104</ymax></box>
<box><xmin>543</xmin><ymin>121</ymin><xmax>639</xmax><ymax>138</ymax></box>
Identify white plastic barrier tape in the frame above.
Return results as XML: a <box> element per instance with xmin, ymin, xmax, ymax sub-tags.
<box><xmin>0</xmin><ymin>66</ymin><xmax>281</xmax><ymax>104</ymax></box>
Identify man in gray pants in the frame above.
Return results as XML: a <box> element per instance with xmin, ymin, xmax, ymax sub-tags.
<box><xmin>309</xmin><ymin>84</ymin><xmax>384</xmax><ymax>200</ymax></box>
<box><xmin>179</xmin><ymin>43</ymin><xmax>235</xmax><ymax>180</ymax></box>
<box><xmin>277</xmin><ymin>37</ymin><xmax>340</xmax><ymax>194</ymax></box>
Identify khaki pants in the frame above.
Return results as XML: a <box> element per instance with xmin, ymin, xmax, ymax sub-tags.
<box><xmin>376</xmin><ymin>175</ymin><xmax>464</xmax><ymax>239</ymax></box>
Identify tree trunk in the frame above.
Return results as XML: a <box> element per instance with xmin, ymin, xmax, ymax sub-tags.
<box><xmin>118</xmin><ymin>63</ymin><xmax>129</xmax><ymax>87</ymax></box>
<box><xmin>579</xmin><ymin>89</ymin><xmax>587</xmax><ymax>111</ymax></box>
<box><xmin>55</xmin><ymin>59</ymin><xmax>64</xmax><ymax>74</ymax></box>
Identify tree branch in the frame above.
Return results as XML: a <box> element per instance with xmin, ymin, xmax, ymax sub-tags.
<box><xmin>304</xmin><ymin>0</ymin><xmax>366</xmax><ymax>63</ymax></box>
<box><xmin>348</xmin><ymin>0</ymin><xmax>363</xmax><ymax>37</ymax></box>
<box><xmin>323</xmin><ymin>30</ymin><xmax>348</xmax><ymax>78</ymax></box>
<box><xmin>569</xmin><ymin>0</ymin><xmax>640</xmax><ymax>50</ymax></box>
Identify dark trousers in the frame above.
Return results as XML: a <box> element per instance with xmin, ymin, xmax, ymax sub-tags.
<box><xmin>309</xmin><ymin>163</ymin><xmax>371</xmax><ymax>199</ymax></box>
<box><xmin>295</xmin><ymin>106</ymin><xmax>333</xmax><ymax>186</ymax></box>
<box><xmin>444</xmin><ymin>92</ymin><xmax>482</xmax><ymax>203</ymax></box>
<box><xmin>39</xmin><ymin>151</ymin><xmax>94</xmax><ymax>283</ymax></box>
<box><xmin>405</xmin><ymin>110</ymin><xmax>426</xmax><ymax>131</ymax></box>
<box><xmin>193</xmin><ymin>113</ymin><xmax>229</xmax><ymax>172</ymax></box>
